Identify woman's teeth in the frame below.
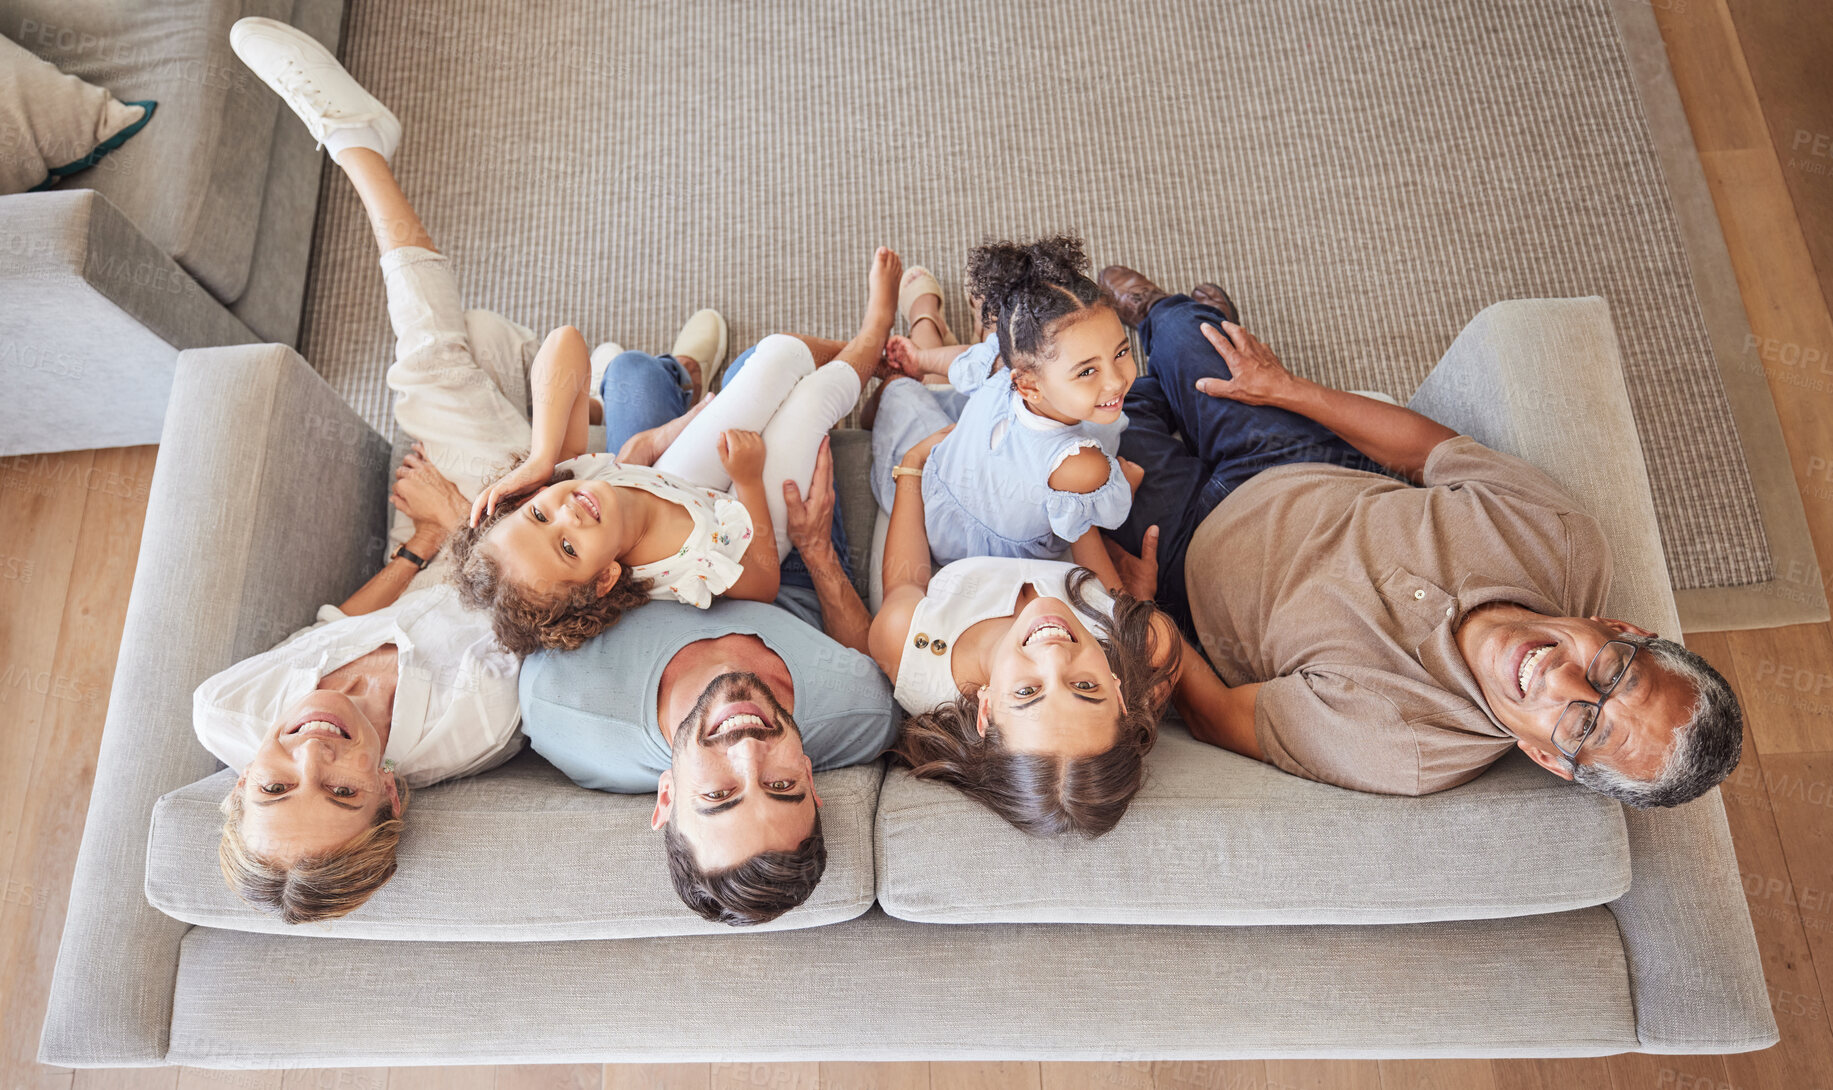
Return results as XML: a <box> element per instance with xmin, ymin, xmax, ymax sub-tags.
<box><xmin>1024</xmin><ymin>623</ymin><xmax>1073</xmax><ymax>647</ymax></box>
<box><xmin>1518</xmin><ymin>645</ymin><xmax>1552</xmax><ymax>696</ymax></box>
<box><xmin>293</xmin><ymin>721</ymin><xmax>349</xmax><ymax>739</ymax></box>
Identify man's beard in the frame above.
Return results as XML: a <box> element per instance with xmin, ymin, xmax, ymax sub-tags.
<box><xmin>669</xmin><ymin>671</ymin><xmax>800</xmax><ymax>754</ymax></box>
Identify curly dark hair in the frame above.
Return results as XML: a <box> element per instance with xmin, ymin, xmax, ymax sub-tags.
<box><xmin>445</xmin><ymin>458</ymin><xmax>654</xmax><ymax>655</ymax></box>
<box><xmin>663</xmin><ymin>812</ymin><xmax>827</xmax><ymax>926</ymax></box>
<box><xmin>964</xmin><ymin>232</ymin><xmax>1113</xmax><ymax>379</ymax></box>
<box><xmin>891</xmin><ymin>568</ymin><xmax>1180</xmax><ymax>838</ymax></box>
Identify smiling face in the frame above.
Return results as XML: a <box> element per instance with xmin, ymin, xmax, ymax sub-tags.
<box><xmin>482</xmin><ymin>478</ymin><xmax>625</xmax><ymax>599</ymax></box>
<box><xmin>235</xmin><ymin>689</ymin><xmax>402</xmax><ymax>863</ymax></box>
<box><xmin>976</xmin><ymin>594</ymin><xmax>1127</xmax><ymax>758</ymax></box>
<box><xmin>652</xmin><ymin>672</ymin><xmax>821</xmax><ymax>873</ymax></box>
<box><xmin>1011</xmin><ymin>306</ymin><xmax>1136</xmax><ymax>425</ymax></box>
<box><xmin>1455</xmin><ymin>606</ymin><xmax>1695</xmax><ymax>782</ymax></box>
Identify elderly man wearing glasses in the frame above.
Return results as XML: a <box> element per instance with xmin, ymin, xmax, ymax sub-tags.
<box><xmin>1097</xmin><ymin>266</ymin><xmax>1744</xmax><ymax>808</ymax></box>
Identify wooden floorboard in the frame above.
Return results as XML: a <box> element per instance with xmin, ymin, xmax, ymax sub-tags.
<box><xmin>1723</xmin><ymin>0</ymin><xmax>1833</xmax><ymax>319</ymax></box>
<box><xmin>1486</xmin><ymin>1057</ymin><xmax>1614</xmax><ymax>1090</ymax></box>
<box><xmin>816</xmin><ymin>1062</ymin><xmax>928</xmax><ymax>1090</ymax></box>
<box><xmin>930</xmin><ymin>1064</ymin><xmax>1041</xmax><ymax>1090</ymax></box>
<box><xmin>388</xmin><ymin>1068</ymin><xmax>494</xmax><ymax>1090</ymax></box>
<box><xmin>7</xmin><ymin>2</ymin><xmax>1833</xmax><ymax>1089</ymax></box>
<box><xmin>1376</xmin><ymin>1058</ymin><xmax>1496</xmax><ymax>1090</ymax></box>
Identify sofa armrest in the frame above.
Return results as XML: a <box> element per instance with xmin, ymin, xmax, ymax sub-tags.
<box><xmin>1605</xmin><ymin>791</ymin><xmax>1777</xmax><ymax>1052</ymax></box>
<box><xmin>0</xmin><ymin>189</ymin><xmax>255</xmax><ymax>353</ymax></box>
<box><xmin>0</xmin><ymin>190</ymin><xmax>257</xmax><ymax>455</ymax></box>
<box><xmin>1409</xmin><ymin>300</ymin><xmax>1775</xmax><ymax>1049</ymax></box>
<box><xmin>39</xmin><ymin>344</ymin><xmax>389</xmax><ymax>1066</ymax></box>
<box><xmin>1407</xmin><ymin>297</ymin><xmax>1680</xmax><ymax>637</ymax></box>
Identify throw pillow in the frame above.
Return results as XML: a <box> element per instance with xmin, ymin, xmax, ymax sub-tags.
<box><xmin>0</xmin><ymin>35</ymin><xmax>155</xmax><ymax>195</ymax></box>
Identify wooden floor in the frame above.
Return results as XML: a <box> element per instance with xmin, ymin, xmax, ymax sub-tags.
<box><xmin>4</xmin><ymin>2</ymin><xmax>1831</xmax><ymax>1088</ymax></box>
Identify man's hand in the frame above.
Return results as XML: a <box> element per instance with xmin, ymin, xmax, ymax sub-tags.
<box><xmin>783</xmin><ymin>436</ymin><xmax>837</xmax><ymax>557</ymax></box>
<box><xmin>619</xmin><ymin>390</ymin><xmax>715</xmax><ymax>467</ymax></box>
<box><xmin>470</xmin><ymin>452</ymin><xmax>556</xmax><ymax>526</ymax></box>
<box><xmin>717</xmin><ymin>429</ymin><xmax>767</xmax><ymax>483</ymax></box>
<box><xmin>1195</xmin><ymin>321</ymin><xmax>1302</xmax><ymax>407</ymax></box>
<box><xmin>1101</xmin><ymin>525</ymin><xmax>1160</xmax><ymax>602</ymax></box>
<box><xmin>615</xmin><ymin>425</ymin><xmax>663</xmax><ymax>467</ymax></box>
<box><xmin>392</xmin><ymin>443</ymin><xmax>470</xmax><ymax>545</ymax></box>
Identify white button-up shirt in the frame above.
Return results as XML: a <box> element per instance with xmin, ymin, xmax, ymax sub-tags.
<box><xmin>192</xmin><ymin>584</ymin><xmax>523</xmax><ymax>787</ymax></box>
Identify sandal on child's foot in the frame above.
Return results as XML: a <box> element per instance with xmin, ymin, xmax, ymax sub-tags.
<box><xmin>899</xmin><ymin>266</ymin><xmax>956</xmax><ymax>345</ymax></box>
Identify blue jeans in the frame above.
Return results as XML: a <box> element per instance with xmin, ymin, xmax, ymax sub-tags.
<box><xmin>1110</xmin><ymin>296</ymin><xmax>1383</xmax><ymax>635</ymax></box>
<box><xmin>598</xmin><ymin>347</ymin><xmax>852</xmax><ymax>608</ymax></box>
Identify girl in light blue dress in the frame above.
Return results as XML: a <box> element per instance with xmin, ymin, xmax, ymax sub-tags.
<box><xmin>870</xmin><ymin>234</ymin><xmax>1140</xmax><ymax>592</ymax></box>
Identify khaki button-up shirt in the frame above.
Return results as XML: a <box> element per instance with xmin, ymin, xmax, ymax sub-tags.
<box><xmin>1187</xmin><ymin>436</ymin><xmax>1612</xmax><ymax>795</ymax></box>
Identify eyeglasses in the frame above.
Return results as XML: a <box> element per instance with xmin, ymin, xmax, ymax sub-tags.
<box><xmin>1550</xmin><ymin>638</ymin><xmax>1643</xmax><ymax>766</ymax></box>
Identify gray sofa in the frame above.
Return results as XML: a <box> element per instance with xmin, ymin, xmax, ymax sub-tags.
<box><xmin>40</xmin><ymin>298</ymin><xmax>1778</xmax><ymax>1066</ymax></box>
<box><xmin>0</xmin><ymin>0</ymin><xmax>342</xmax><ymax>456</ymax></box>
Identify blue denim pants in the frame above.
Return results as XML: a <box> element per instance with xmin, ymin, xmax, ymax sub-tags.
<box><xmin>1110</xmin><ymin>296</ymin><xmax>1383</xmax><ymax>635</ymax></box>
<box><xmin>598</xmin><ymin>347</ymin><xmax>851</xmax><ymax>619</ymax></box>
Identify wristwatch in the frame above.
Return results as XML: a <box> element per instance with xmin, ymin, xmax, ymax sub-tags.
<box><xmin>393</xmin><ymin>544</ymin><xmax>436</xmax><ymax>570</ymax></box>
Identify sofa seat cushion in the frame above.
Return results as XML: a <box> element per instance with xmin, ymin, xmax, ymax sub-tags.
<box><xmin>876</xmin><ymin>724</ymin><xmax>1629</xmax><ymax>925</ymax></box>
<box><xmin>5</xmin><ymin>0</ymin><xmax>294</xmax><ymax>302</ymax></box>
<box><xmin>146</xmin><ymin>750</ymin><xmax>884</xmax><ymax>939</ymax></box>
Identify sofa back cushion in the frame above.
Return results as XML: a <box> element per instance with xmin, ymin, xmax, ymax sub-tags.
<box><xmin>146</xmin><ymin>751</ymin><xmax>883</xmax><ymax>939</ymax></box>
<box><xmin>876</xmin><ymin>726</ymin><xmax>1629</xmax><ymax>925</ymax></box>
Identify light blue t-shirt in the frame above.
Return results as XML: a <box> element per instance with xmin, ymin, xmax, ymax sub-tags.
<box><xmin>517</xmin><ymin>599</ymin><xmax>897</xmax><ymax>793</ymax></box>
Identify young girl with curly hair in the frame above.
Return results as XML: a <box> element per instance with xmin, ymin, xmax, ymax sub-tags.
<box><xmin>450</xmin><ymin>247</ymin><xmax>908</xmax><ymax>654</ymax></box>
<box><xmin>870</xmin><ymin>234</ymin><xmax>1149</xmax><ymax>594</ymax></box>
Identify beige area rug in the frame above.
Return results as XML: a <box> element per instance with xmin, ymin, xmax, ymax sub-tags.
<box><xmin>296</xmin><ymin>0</ymin><xmax>1825</xmax><ymax>627</ymax></box>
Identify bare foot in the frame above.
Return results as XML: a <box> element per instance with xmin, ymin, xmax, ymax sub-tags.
<box><xmin>886</xmin><ymin>335</ymin><xmax>960</xmax><ymax>380</ymax></box>
<box><xmin>885</xmin><ymin>335</ymin><xmax>920</xmax><ymax>379</ymax></box>
<box><xmin>867</xmin><ymin>246</ymin><xmax>902</xmax><ymax>333</ymax></box>
<box><xmin>676</xmin><ymin>353</ymin><xmax>704</xmax><ymax>402</ymax></box>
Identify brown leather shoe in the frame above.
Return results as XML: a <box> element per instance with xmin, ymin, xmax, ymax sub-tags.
<box><xmin>1098</xmin><ymin>265</ymin><xmax>1169</xmax><ymax>328</ymax></box>
<box><xmin>1192</xmin><ymin>282</ymin><xmax>1241</xmax><ymax>325</ymax></box>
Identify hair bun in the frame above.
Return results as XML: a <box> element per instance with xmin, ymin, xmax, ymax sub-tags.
<box><xmin>964</xmin><ymin>233</ymin><xmax>1106</xmax><ymax>373</ymax></box>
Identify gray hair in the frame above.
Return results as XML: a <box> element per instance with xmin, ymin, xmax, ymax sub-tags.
<box><xmin>1572</xmin><ymin>636</ymin><xmax>1743</xmax><ymax>808</ymax></box>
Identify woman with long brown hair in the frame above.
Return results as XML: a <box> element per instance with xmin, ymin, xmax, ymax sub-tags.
<box><xmin>868</xmin><ymin>425</ymin><xmax>1230</xmax><ymax>838</ymax></box>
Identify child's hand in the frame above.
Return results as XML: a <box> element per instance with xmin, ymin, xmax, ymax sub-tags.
<box><xmin>392</xmin><ymin>443</ymin><xmax>470</xmax><ymax>545</ymax></box>
<box><xmin>1119</xmin><ymin>456</ymin><xmax>1145</xmax><ymax>494</ymax></box>
<box><xmin>717</xmin><ymin>429</ymin><xmax>767</xmax><ymax>482</ymax></box>
<box><xmin>470</xmin><ymin>455</ymin><xmax>555</xmax><ymax>526</ymax></box>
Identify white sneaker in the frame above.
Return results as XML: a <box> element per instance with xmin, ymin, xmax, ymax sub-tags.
<box><xmin>671</xmin><ymin>309</ymin><xmax>728</xmax><ymax>393</ymax></box>
<box><xmin>230</xmin><ymin>17</ymin><xmax>401</xmax><ymax>163</ymax></box>
<box><xmin>589</xmin><ymin>341</ymin><xmax>625</xmax><ymax>403</ymax></box>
